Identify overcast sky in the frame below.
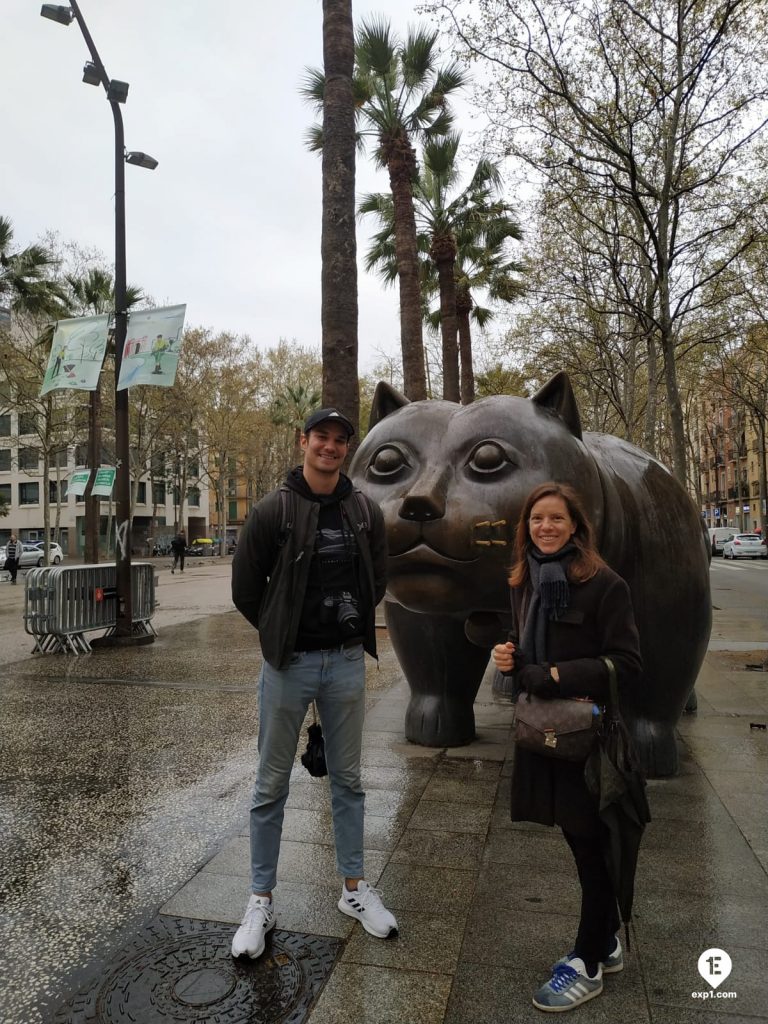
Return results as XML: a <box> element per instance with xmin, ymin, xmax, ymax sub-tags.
<box><xmin>3</xmin><ymin>0</ymin><xmax>488</xmax><ymax>371</ymax></box>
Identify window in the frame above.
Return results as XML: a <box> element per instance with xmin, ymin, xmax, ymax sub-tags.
<box><xmin>19</xmin><ymin>447</ymin><xmax>39</xmax><ymax>471</ymax></box>
<box><xmin>227</xmin><ymin>477</ymin><xmax>237</xmax><ymax>497</ymax></box>
<box><xmin>0</xmin><ymin>449</ymin><xmax>10</xmax><ymax>471</ymax></box>
<box><xmin>0</xmin><ymin>414</ymin><xmax>10</xmax><ymax>438</ymax></box>
<box><xmin>152</xmin><ymin>481</ymin><xmax>166</xmax><ymax>505</ymax></box>
<box><xmin>151</xmin><ymin>452</ymin><xmax>166</xmax><ymax>477</ymax></box>
<box><xmin>18</xmin><ymin>412</ymin><xmax>37</xmax><ymax>435</ymax></box>
<box><xmin>19</xmin><ymin>482</ymin><xmax>40</xmax><ymax>505</ymax></box>
<box><xmin>49</xmin><ymin>480</ymin><xmax>68</xmax><ymax>503</ymax></box>
<box><xmin>188</xmin><ymin>458</ymin><xmax>199</xmax><ymax>478</ymax></box>
<box><xmin>136</xmin><ymin>482</ymin><xmax>146</xmax><ymax>504</ymax></box>
<box><xmin>0</xmin><ymin>483</ymin><xmax>10</xmax><ymax>505</ymax></box>
<box><xmin>187</xmin><ymin>486</ymin><xmax>200</xmax><ymax>508</ymax></box>
<box><xmin>229</xmin><ymin>500</ymin><xmax>238</xmax><ymax>522</ymax></box>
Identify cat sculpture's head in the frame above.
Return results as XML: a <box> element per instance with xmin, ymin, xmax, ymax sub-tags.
<box><xmin>349</xmin><ymin>372</ymin><xmax>603</xmax><ymax>615</ymax></box>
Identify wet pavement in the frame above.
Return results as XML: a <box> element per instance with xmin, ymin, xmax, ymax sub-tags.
<box><xmin>1</xmin><ymin>561</ymin><xmax>767</xmax><ymax>1023</ymax></box>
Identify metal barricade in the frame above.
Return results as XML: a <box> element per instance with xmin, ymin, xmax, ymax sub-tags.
<box><xmin>24</xmin><ymin>563</ymin><xmax>157</xmax><ymax>654</ymax></box>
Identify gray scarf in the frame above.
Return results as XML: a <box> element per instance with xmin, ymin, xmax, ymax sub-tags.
<box><xmin>519</xmin><ymin>543</ymin><xmax>576</xmax><ymax>666</ymax></box>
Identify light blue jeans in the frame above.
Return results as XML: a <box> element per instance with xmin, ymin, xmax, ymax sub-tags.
<box><xmin>250</xmin><ymin>644</ymin><xmax>366</xmax><ymax>892</ymax></box>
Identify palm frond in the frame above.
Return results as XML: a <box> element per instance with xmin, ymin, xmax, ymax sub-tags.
<box><xmin>300</xmin><ymin>66</ymin><xmax>326</xmax><ymax>109</ymax></box>
<box><xmin>356</xmin><ymin>17</ymin><xmax>397</xmax><ymax>77</ymax></box>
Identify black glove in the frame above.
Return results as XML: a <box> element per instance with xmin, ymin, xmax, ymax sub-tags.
<box><xmin>517</xmin><ymin>663</ymin><xmax>559</xmax><ymax>699</ymax></box>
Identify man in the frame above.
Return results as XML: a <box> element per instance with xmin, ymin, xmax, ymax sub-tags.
<box><xmin>4</xmin><ymin>534</ymin><xmax>20</xmax><ymax>584</ymax></box>
<box><xmin>170</xmin><ymin>530</ymin><xmax>186</xmax><ymax>574</ymax></box>
<box><xmin>231</xmin><ymin>408</ymin><xmax>396</xmax><ymax>959</ymax></box>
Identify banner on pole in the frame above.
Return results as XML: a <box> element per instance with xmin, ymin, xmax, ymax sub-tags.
<box><xmin>40</xmin><ymin>314</ymin><xmax>110</xmax><ymax>395</ymax></box>
<box><xmin>116</xmin><ymin>304</ymin><xmax>186</xmax><ymax>391</ymax></box>
<box><xmin>91</xmin><ymin>467</ymin><xmax>117</xmax><ymax>497</ymax></box>
<box><xmin>68</xmin><ymin>469</ymin><xmax>92</xmax><ymax>496</ymax></box>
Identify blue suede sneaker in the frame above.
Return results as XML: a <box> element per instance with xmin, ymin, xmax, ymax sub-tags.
<box><xmin>533</xmin><ymin>957</ymin><xmax>603</xmax><ymax>1012</ymax></box>
<box><xmin>555</xmin><ymin>937</ymin><xmax>623</xmax><ymax>975</ymax></box>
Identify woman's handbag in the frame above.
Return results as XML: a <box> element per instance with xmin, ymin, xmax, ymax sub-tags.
<box><xmin>513</xmin><ymin>692</ymin><xmax>603</xmax><ymax>761</ymax></box>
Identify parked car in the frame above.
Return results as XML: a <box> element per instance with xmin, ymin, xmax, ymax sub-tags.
<box><xmin>722</xmin><ymin>534</ymin><xmax>767</xmax><ymax>560</ymax></box>
<box><xmin>708</xmin><ymin>526</ymin><xmax>736</xmax><ymax>557</ymax></box>
<box><xmin>0</xmin><ymin>542</ymin><xmax>65</xmax><ymax>568</ymax></box>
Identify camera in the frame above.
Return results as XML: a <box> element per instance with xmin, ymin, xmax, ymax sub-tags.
<box><xmin>321</xmin><ymin>590</ymin><xmax>361</xmax><ymax>637</ymax></box>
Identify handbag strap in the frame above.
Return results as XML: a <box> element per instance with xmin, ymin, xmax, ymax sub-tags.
<box><xmin>599</xmin><ymin>655</ymin><xmax>619</xmax><ymax>721</ymax></box>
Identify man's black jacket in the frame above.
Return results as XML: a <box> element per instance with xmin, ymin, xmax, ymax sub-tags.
<box><xmin>231</xmin><ymin>472</ymin><xmax>387</xmax><ymax>668</ymax></box>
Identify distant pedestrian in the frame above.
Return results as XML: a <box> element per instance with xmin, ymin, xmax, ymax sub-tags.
<box><xmin>171</xmin><ymin>530</ymin><xmax>186</xmax><ymax>574</ymax></box>
<box><xmin>4</xmin><ymin>534</ymin><xmax>20</xmax><ymax>584</ymax></box>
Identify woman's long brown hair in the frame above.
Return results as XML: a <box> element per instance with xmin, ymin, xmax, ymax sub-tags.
<box><xmin>508</xmin><ymin>482</ymin><xmax>606</xmax><ymax>588</ymax></box>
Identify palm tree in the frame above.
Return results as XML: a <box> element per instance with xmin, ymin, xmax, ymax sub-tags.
<box><xmin>305</xmin><ymin>18</ymin><xmax>466</xmax><ymax>401</ymax></box>
<box><xmin>320</xmin><ymin>0</ymin><xmax>358</xmax><ymax>429</ymax></box>
<box><xmin>0</xmin><ymin>215</ymin><xmax>66</xmax><ymax>319</ymax></box>
<box><xmin>451</xmin><ymin>212</ymin><xmax>525</xmax><ymax>403</ymax></box>
<box><xmin>271</xmin><ymin>384</ymin><xmax>321</xmax><ymax>469</ymax></box>
<box><xmin>361</xmin><ymin>144</ymin><xmax>524</xmax><ymax>403</ymax></box>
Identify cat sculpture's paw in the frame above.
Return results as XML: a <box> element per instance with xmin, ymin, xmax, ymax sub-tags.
<box><xmin>404</xmin><ymin>694</ymin><xmax>476</xmax><ymax>747</ymax></box>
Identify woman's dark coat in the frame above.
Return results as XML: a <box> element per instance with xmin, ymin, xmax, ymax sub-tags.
<box><xmin>510</xmin><ymin>565</ymin><xmax>642</xmax><ymax>836</ymax></box>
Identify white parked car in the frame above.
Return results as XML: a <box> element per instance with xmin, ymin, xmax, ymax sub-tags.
<box><xmin>0</xmin><ymin>542</ymin><xmax>65</xmax><ymax>568</ymax></box>
<box><xmin>722</xmin><ymin>534</ymin><xmax>767</xmax><ymax>560</ymax></box>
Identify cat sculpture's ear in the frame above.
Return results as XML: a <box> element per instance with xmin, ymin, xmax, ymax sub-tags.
<box><xmin>531</xmin><ymin>371</ymin><xmax>582</xmax><ymax>440</ymax></box>
<box><xmin>369</xmin><ymin>381</ymin><xmax>410</xmax><ymax>429</ymax></box>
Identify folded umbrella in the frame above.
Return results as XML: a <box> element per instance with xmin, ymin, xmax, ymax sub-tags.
<box><xmin>300</xmin><ymin>703</ymin><xmax>328</xmax><ymax>778</ymax></box>
<box><xmin>584</xmin><ymin>657</ymin><xmax>651</xmax><ymax>948</ymax></box>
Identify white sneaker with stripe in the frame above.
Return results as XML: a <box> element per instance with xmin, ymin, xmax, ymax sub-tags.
<box><xmin>338</xmin><ymin>880</ymin><xmax>398</xmax><ymax>938</ymax></box>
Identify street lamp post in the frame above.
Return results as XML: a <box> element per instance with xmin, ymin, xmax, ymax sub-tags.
<box><xmin>41</xmin><ymin>1</ymin><xmax>157</xmax><ymax>642</ymax></box>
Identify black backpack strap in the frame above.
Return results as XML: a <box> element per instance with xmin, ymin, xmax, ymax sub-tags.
<box><xmin>351</xmin><ymin>489</ymin><xmax>372</xmax><ymax>532</ymax></box>
<box><xmin>278</xmin><ymin>485</ymin><xmax>296</xmax><ymax>546</ymax></box>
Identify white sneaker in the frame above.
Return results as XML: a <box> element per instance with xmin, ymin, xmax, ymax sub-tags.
<box><xmin>338</xmin><ymin>880</ymin><xmax>398</xmax><ymax>938</ymax></box>
<box><xmin>231</xmin><ymin>894</ymin><xmax>275</xmax><ymax>959</ymax></box>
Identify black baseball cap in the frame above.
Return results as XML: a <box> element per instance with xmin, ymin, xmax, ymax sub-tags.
<box><xmin>303</xmin><ymin>408</ymin><xmax>355</xmax><ymax>438</ymax></box>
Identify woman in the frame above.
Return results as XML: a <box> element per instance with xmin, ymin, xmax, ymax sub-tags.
<box><xmin>493</xmin><ymin>482</ymin><xmax>642</xmax><ymax>1013</ymax></box>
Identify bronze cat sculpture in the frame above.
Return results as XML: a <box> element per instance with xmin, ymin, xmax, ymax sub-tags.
<box><xmin>349</xmin><ymin>372</ymin><xmax>711</xmax><ymax>778</ymax></box>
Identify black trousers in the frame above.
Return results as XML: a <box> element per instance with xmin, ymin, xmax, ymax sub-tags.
<box><xmin>5</xmin><ymin>558</ymin><xmax>18</xmax><ymax>582</ymax></box>
<box><xmin>562</xmin><ymin>828</ymin><xmax>620</xmax><ymax>975</ymax></box>
<box><xmin>173</xmin><ymin>551</ymin><xmax>185</xmax><ymax>571</ymax></box>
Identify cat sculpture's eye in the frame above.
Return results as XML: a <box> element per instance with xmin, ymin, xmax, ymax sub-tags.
<box><xmin>369</xmin><ymin>444</ymin><xmax>410</xmax><ymax>478</ymax></box>
<box><xmin>467</xmin><ymin>441</ymin><xmax>510</xmax><ymax>475</ymax></box>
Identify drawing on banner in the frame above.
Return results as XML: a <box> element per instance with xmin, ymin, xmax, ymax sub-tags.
<box><xmin>116</xmin><ymin>304</ymin><xmax>186</xmax><ymax>391</ymax></box>
<box><xmin>40</xmin><ymin>314</ymin><xmax>110</xmax><ymax>395</ymax></box>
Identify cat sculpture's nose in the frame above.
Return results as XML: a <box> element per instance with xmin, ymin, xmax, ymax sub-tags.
<box><xmin>399</xmin><ymin>494</ymin><xmax>444</xmax><ymax>521</ymax></box>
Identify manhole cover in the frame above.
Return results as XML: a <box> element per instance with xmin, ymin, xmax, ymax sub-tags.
<box><xmin>54</xmin><ymin>916</ymin><xmax>341</xmax><ymax>1023</ymax></box>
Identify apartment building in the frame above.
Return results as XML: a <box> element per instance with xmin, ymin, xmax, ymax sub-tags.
<box><xmin>0</xmin><ymin>404</ymin><xmax>210</xmax><ymax>555</ymax></box>
<box><xmin>697</xmin><ymin>399</ymin><xmax>766</xmax><ymax>533</ymax></box>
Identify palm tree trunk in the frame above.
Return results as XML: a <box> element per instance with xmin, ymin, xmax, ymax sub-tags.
<box><xmin>457</xmin><ymin>312</ymin><xmax>475</xmax><ymax>405</ymax></box>
<box><xmin>321</xmin><ymin>0</ymin><xmax>359</xmax><ymax>430</ymax></box>
<box><xmin>434</xmin><ymin>249</ymin><xmax>459</xmax><ymax>402</ymax></box>
<box><xmin>388</xmin><ymin>139</ymin><xmax>427</xmax><ymax>401</ymax></box>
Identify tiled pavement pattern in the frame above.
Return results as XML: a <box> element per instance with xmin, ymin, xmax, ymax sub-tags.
<box><xmin>1</xmin><ymin>561</ymin><xmax>766</xmax><ymax>1023</ymax></box>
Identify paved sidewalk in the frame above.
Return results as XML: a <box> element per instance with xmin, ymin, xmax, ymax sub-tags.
<box><xmin>1</xmin><ymin>562</ymin><xmax>766</xmax><ymax>1022</ymax></box>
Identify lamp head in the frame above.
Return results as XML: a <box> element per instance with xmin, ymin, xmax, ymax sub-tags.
<box><xmin>106</xmin><ymin>79</ymin><xmax>130</xmax><ymax>104</ymax></box>
<box><xmin>125</xmin><ymin>151</ymin><xmax>159</xmax><ymax>171</ymax></box>
<box><xmin>40</xmin><ymin>4</ymin><xmax>74</xmax><ymax>24</ymax></box>
<box><xmin>82</xmin><ymin>61</ymin><xmax>101</xmax><ymax>86</ymax></box>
